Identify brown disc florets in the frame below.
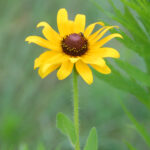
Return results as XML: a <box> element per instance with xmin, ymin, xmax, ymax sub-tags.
<box><xmin>62</xmin><ymin>33</ymin><xmax>88</xmax><ymax>56</ymax></box>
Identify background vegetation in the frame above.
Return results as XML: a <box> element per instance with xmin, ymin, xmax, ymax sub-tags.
<box><xmin>0</xmin><ymin>0</ymin><xmax>150</xmax><ymax>149</ymax></box>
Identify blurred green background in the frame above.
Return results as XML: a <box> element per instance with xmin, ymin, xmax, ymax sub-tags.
<box><xmin>0</xmin><ymin>0</ymin><xmax>150</xmax><ymax>150</ymax></box>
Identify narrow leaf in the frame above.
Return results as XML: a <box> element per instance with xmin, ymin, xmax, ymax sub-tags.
<box><xmin>125</xmin><ymin>141</ymin><xmax>137</xmax><ymax>150</ymax></box>
<box><xmin>116</xmin><ymin>59</ymin><xmax>150</xmax><ymax>87</ymax></box>
<box><xmin>121</xmin><ymin>102</ymin><xmax>150</xmax><ymax>148</ymax></box>
<box><xmin>56</xmin><ymin>112</ymin><xmax>76</xmax><ymax>146</ymax></box>
<box><xmin>84</xmin><ymin>127</ymin><xmax>98</xmax><ymax>150</ymax></box>
<box><xmin>93</xmin><ymin>65</ymin><xmax>150</xmax><ymax>110</ymax></box>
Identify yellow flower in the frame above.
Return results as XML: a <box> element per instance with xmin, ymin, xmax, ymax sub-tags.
<box><xmin>25</xmin><ymin>8</ymin><xmax>122</xmax><ymax>85</ymax></box>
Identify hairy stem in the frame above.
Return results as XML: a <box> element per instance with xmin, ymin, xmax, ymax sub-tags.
<box><xmin>73</xmin><ymin>68</ymin><xmax>80</xmax><ymax>150</ymax></box>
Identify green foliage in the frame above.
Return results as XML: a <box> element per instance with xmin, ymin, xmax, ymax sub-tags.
<box><xmin>92</xmin><ymin>0</ymin><xmax>150</xmax><ymax>108</ymax></box>
<box><xmin>91</xmin><ymin>0</ymin><xmax>150</xmax><ymax>149</ymax></box>
<box><xmin>83</xmin><ymin>127</ymin><xmax>98</xmax><ymax>150</ymax></box>
<box><xmin>56</xmin><ymin>113</ymin><xmax>76</xmax><ymax>146</ymax></box>
<box><xmin>93</xmin><ymin>64</ymin><xmax>150</xmax><ymax>109</ymax></box>
<box><xmin>121</xmin><ymin>102</ymin><xmax>150</xmax><ymax>148</ymax></box>
<box><xmin>92</xmin><ymin>0</ymin><xmax>150</xmax><ymax>59</ymax></box>
<box><xmin>116</xmin><ymin>59</ymin><xmax>150</xmax><ymax>87</ymax></box>
<box><xmin>125</xmin><ymin>142</ymin><xmax>137</xmax><ymax>150</ymax></box>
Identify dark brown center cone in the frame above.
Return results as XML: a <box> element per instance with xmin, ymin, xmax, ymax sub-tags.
<box><xmin>62</xmin><ymin>33</ymin><xmax>88</xmax><ymax>56</ymax></box>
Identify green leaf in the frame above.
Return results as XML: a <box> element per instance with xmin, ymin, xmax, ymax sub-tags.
<box><xmin>84</xmin><ymin>127</ymin><xmax>98</xmax><ymax>150</ymax></box>
<box><xmin>116</xmin><ymin>59</ymin><xmax>150</xmax><ymax>87</ymax></box>
<box><xmin>93</xmin><ymin>65</ymin><xmax>150</xmax><ymax>110</ymax></box>
<box><xmin>121</xmin><ymin>102</ymin><xmax>150</xmax><ymax>148</ymax></box>
<box><xmin>125</xmin><ymin>141</ymin><xmax>137</xmax><ymax>150</ymax></box>
<box><xmin>92</xmin><ymin>0</ymin><xmax>150</xmax><ymax>58</ymax></box>
<box><xmin>56</xmin><ymin>112</ymin><xmax>76</xmax><ymax>146</ymax></box>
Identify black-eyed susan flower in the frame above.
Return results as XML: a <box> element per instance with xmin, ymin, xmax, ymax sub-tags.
<box><xmin>25</xmin><ymin>8</ymin><xmax>122</xmax><ymax>85</ymax></box>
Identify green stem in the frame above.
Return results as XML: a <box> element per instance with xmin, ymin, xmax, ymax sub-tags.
<box><xmin>73</xmin><ymin>68</ymin><xmax>80</xmax><ymax>150</ymax></box>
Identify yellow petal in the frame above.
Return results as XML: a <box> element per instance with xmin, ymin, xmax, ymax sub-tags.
<box><xmin>91</xmin><ymin>64</ymin><xmax>111</xmax><ymax>74</ymax></box>
<box><xmin>90</xmin><ymin>26</ymin><xmax>118</xmax><ymax>43</ymax></box>
<box><xmin>94</xmin><ymin>33</ymin><xmax>123</xmax><ymax>48</ymax></box>
<box><xmin>57</xmin><ymin>8</ymin><xmax>74</xmax><ymax>37</ymax></box>
<box><xmin>38</xmin><ymin>64</ymin><xmax>60</xmax><ymax>78</ymax></box>
<box><xmin>34</xmin><ymin>51</ymin><xmax>56</xmax><ymax>69</ymax></box>
<box><xmin>34</xmin><ymin>51</ymin><xmax>68</xmax><ymax>69</ymax></box>
<box><xmin>84</xmin><ymin>22</ymin><xmax>104</xmax><ymax>38</ymax></box>
<box><xmin>25</xmin><ymin>36</ymin><xmax>61</xmax><ymax>51</ymax></box>
<box><xmin>57</xmin><ymin>60</ymin><xmax>74</xmax><ymax>80</ymax></box>
<box><xmin>88</xmin><ymin>26</ymin><xmax>106</xmax><ymax>41</ymax></box>
<box><xmin>75</xmin><ymin>60</ymin><xmax>93</xmax><ymax>85</ymax></box>
<box><xmin>81</xmin><ymin>54</ymin><xmax>105</xmax><ymax>66</ymax></box>
<box><xmin>45</xmin><ymin>53</ymin><xmax>69</xmax><ymax>65</ymax></box>
<box><xmin>57</xmin><ymin>8</ymin><xmax>68</xmax><ymax>35</ymax></box>
<box><xmin>88</xmin><ymin>47</ymin><xmax>120</xmax><ymax>58</ymax></box>
<box><xmin>74</xmin><ymin>14</ymin><xmax>86</xmax><ymax>33</ymax></box>
<box><xmin>37</xmin><ymin>21</ymin><xmax>61</xmax><ymax>43</ymax></box>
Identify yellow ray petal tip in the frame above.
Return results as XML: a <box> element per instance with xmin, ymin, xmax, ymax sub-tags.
<box><xmin>86</xmin><ymin>79</ymin><xmax>93</xmax><ymax>85</ymax></box>
<box><xmin>58</xmin><ymin>8</ymin><xmax>67</xmax><ymax>14</ymax></box>
<box><xmin>25</xmin><ymin>36</ymin><xmax>32</xmax><ymax>43</ymax></box>
<box><xmin>57</xmin><ymin>73</ymin><xmax>64</xmax><ymax>80</ymax></box>
<box><xmin>99</xmin><ymin>22</ymin><xmax>105</xmax><ymax>26</ymax></box>
<box><xmin>115</xmin><ymin>26</ymin><xmax>119</xmax><ymax>29</ymax></box>
<box><xmin>36</xmin><ymin>21</ymin><xmax>47</xmax><ymax>28</ymax></box>
<box><xmin>118</xmin><ymin>34</ymin><xmax>123</xmax><ymax>39</ymax></box>
<box><xmin>34</xmin><ymin>65</ymin><xmax>38</xmax><ymax>70</ymax></box>
<box><xmin>117</xmin><ymin>53</ymin><xmax>120</xmax><ymax>58</ymax></box>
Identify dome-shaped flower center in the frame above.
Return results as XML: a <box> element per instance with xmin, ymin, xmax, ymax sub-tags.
<box><xmin>62</xmin><ymin>33</ymin><xmax>88</xmax><ymax>56</ymax></box>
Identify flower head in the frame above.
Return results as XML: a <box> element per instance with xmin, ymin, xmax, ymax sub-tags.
<box><xmin>25</xmin><ymin>8</ymin><xmax>122</xmax><ymax>84</ymax></box>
